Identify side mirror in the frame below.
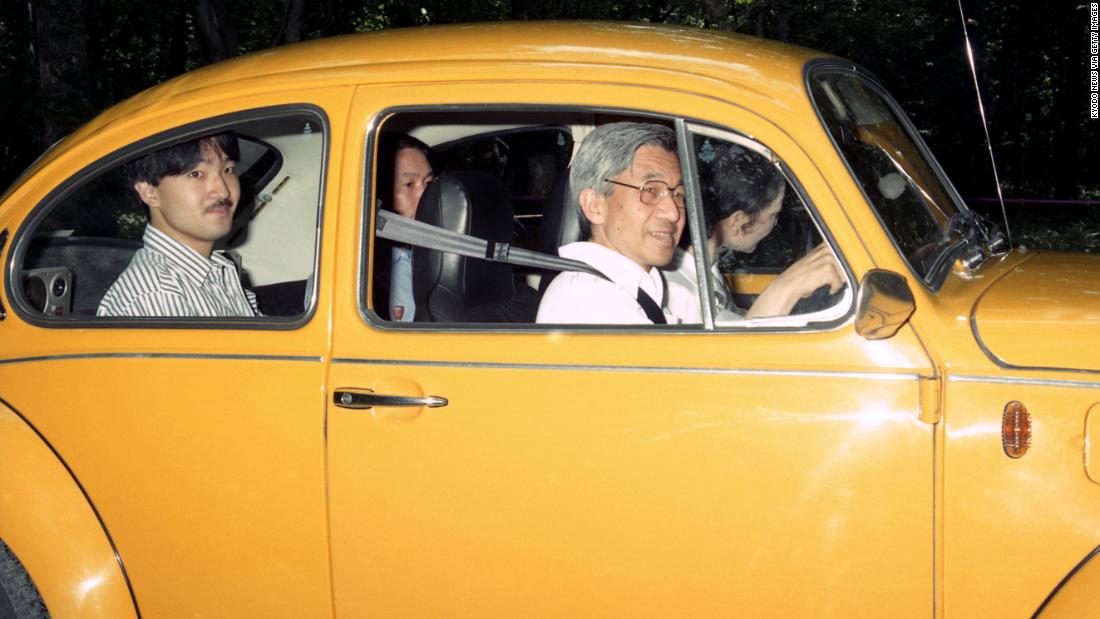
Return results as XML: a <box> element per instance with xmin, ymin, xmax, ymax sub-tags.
<box><xmin>855</xmin><ymin>269</ymin><xmax>915</xmax><ymax>340</ymax></box>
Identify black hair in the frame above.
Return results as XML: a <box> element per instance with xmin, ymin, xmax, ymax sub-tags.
<box><xmin>375</xmin><ymin>132</ymin><xmax>433</xmax><ymax>211</ymax></box>
<box><xmin>125</xmin><ymin>131</ymin><xmax>240</xmax><ymax>188</ymax></box>
<box><xmin>700</xmin><ymin>143</ymin><xmax>785</xmax><ymax>235</ymax></box>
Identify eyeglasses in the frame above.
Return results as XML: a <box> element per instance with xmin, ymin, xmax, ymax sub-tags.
<box><xmin>604</xmin><ymin>178</ymin><xmax>687</xmax><ymax>210</ymax></box>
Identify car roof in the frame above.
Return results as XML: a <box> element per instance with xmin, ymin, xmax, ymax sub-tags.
<box><xmin>12</xmin><ymin>21</ymin><xmax>834</xmax><ymax>194</ymax></box>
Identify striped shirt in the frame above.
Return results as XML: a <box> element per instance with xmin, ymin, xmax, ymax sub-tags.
<box><xmin>97</xmin><ymin>225</ymin><xmax>261</xmax><ymax>318</ymax></box>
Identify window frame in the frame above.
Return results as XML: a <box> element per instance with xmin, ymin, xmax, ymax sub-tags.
<box><xmin>6</xmin><ymin>104</ymin><xmax>329</xmax><ymax>330</ymax></box>
<box><xmin>805</xmin><ymin>59</ymin><xmax>973</xmax><ymax>291</ymax></box>
<box><xmin>360</xmin><ymin>105</ymin><xmax>854</xmax><ymax>333</ymax></box>
<box><xmin>684</xmin><ymin>121</ymin><xmax>856</xmax><ymax>331</ymax></box>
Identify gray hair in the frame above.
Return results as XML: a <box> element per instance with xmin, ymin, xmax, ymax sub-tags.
<box><xmin>569</xmin><ymin>122</ymin><xmax>677</xmax><ymax>240</ymax></box>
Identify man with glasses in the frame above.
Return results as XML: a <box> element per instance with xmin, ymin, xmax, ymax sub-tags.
<box><xmin>537</xmin><ymin>122</ymin><xmax>689</xmax><ymax>325</ymax></box>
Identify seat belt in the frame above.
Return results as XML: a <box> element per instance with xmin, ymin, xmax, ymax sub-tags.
<box><xmin>377</xmin><ymin>209</ymin><xmax>670</xmax><ymax>325</ymax></box>
<box><xmin>634</xmin><ymin>289</ymin><xmax>668</xmax><ymax>325</ymax></box>
<box><xmin>376</xmin><ymin>209</ymin><xmax>603</xmax><ymax>277</ymax></box>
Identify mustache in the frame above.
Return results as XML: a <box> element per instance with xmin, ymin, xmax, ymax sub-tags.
<box><xmin>205</xmin><ymin>198</ymin><xmax>234</xmax><ymax>212</ymax></box>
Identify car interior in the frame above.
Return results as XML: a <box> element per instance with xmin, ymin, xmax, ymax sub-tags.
<box><xmin>372</xmin><ymin>109</ymin><xmax>852</xmax><ymax>327</ymax></box>
<box><xmin>17</xmin><ymin>112</ymin><xmax>325</xmax><ymax>319</ymax></box>
<box><xmin>13</xmin><ymin>107</ymin><xmax>850</xmax><ymax>327</ymax></box>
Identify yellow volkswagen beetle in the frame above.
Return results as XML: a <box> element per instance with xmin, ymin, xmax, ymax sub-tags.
<box><xmin>1</xmin><ymin>21</ymin><xmax>1098</xmax><ymax>618</ymax></box>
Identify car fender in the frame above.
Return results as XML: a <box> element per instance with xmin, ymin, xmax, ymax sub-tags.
<box><xmin>1034</xmin><ymin>545</ymin><xmax>1100</xmax><ymax>618</ymax></box>
<box><xmin>0</xmin><ymin>401</ymin><xmax>138</xmax><ymax>618</ymax></box>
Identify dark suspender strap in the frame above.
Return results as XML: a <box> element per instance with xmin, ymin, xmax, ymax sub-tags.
<box><xmin>635</xmin><ymin>289</ymin><xmax>668</xmax><ymax>325</ymax></box>
<box><xmin>578</xmin><ymin>265</ymin><xmax>668</xmax><ymax>325</ymax></box>
<box><xmin>582</xmin><ymin>265</ymin><xmax>668</xmax><ymax>326</ymax></box>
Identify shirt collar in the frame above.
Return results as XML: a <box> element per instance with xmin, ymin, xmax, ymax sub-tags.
<box><xmin>671</xmin><ymin>247</ymin><xmax>697</xmax><ymax>278</ymax></box>
<box><xmin>142</xmin><ymin>224</ymin><xmax>233</xmax><ymax>284</ymax></box>
<box><xmin>558</xmin><ymin>241</ymin><xmax>665</xmax><ymax>302</ymax></box>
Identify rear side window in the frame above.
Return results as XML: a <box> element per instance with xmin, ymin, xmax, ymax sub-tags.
<box><xmin>13</xmin><ymin>109</ymin><xmax>326</xmax><ymax>323</ymax></box>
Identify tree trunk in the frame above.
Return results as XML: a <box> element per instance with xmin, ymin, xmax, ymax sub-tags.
<box><xmin>775</xmin><ymin>10</ymin><xmax>791</xmax><ymax>42</ymax></box>
<box><xmin>194</xmin><ymin>0</ymin><xmax>238</xmax><ymax>65</ymax></box>
<box><xmin>1046</xmin><ymin>3</ymin><xmax>1084</xmax><ymax>198</ymax></box>
<box><xmin>704</xmin><ymin>0</ymin><xmax>732</xmax><ymax>31</ymax></box>
<box><xmin>274</xmin><ymin>0</ymin><xmax>306</xmax><ymax>46</ymax></box>
<box><xmin>29</xmin><ymin>0</ymin><xmax>91</xmax><ymax>151</ymax></box>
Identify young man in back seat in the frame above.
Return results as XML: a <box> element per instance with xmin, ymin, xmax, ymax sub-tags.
<box><xmin>97</xmin><ymin>132</ymin><xmax>261</xmax><ymax>317</ymax></box>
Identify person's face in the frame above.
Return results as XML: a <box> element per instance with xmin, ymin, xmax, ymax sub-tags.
<box><xmin>718</xmin><ymin>186</ymin><xmax>784</xmax><ymax>254</ymax></box>
<box><xmin>136</xmin><ymin>141</ymin><xmax>240</xmax><ymax>257</ymax></box>
<box><xmin>586</xmin><ymin>145</ymin><xmax>685</xmax><ymax>271</ymax></box>
<box><xmin>392</xmin><ymin>147</ymin><xmax>434</xmax><ymax>219</ymax></box>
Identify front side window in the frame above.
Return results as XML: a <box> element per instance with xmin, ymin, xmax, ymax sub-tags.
<box><xmin>14</xmin><ymin>110</ymin><xmax>326</xmax><ymax>322</ymax></box>
<box><xmin>810</xmin><ymin>68</ymin><xmax>964</xmax><ymax>284</ymax></box>
<box><xmin>364</xmin><ymin>109</ymin><xmax>849</xmax><ymax>330</ymax></box>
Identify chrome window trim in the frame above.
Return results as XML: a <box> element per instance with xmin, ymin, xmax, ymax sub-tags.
<box><xmin>358</xmin><ymin>103</ymin><xmax>677</xmax><ymax>331</ymax></box>
<box><xmin>676</xmin><ymin>118</ymin><xmax>714</xmax><ymax>330</ymax></box>
<box><xmin>949</xmin><ymin>374</ymin><xmax>1100</xmax><ymax>390</ymax></box>
<box><xmin>682</xmin><ymin>119</ymin><xmax>857</xmax><ymax>330</ymax></box>
<box><xmin>332</xmin><ymin>356</ymin><xmax>919</xmax><ymax>381</ymax></box>
<box><xmin>804</xmin><ymin>59</ymin><xmax>970</xmax><ymax>292</ymax></box>
<box><xmin>7</xmin><ymin>104</ymin><xmax>330</xmax><ymax>330</ymax></box>
<box><xmin>0</xmin><ymin>353</ymin><xmax>323</xmax><ymax>366</ymax></box>
<box><xmin>360</xmin><ymin>103</ymin><xmax>856</xmax><ymax>334</ymax></box>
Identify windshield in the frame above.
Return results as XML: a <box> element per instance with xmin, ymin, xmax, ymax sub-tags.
<box><xmin>809</xmin><ymin>69</ymin><xmax>966</xmax><ymax>283</ymax></box>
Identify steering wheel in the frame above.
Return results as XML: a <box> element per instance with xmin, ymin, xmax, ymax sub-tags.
<box><xmin>790</xmin><ymin>282</ymin><xmax>849</xmax><ymax>315</ymax></box>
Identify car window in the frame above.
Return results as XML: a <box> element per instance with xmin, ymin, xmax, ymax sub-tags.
<box><xmin>809</xmin><ymin>69</ymin><xmax>962</xmax><ymax>284</ymax></box>
<box><xmin>689</xmin><ymin>126</ymin><xmax>851</xmax><ymax>326</ymax></box>
<box><xmin>13</xmin><ymin>109</ymin><xmax>326</xmax><ymax>321</ymax></box>
<box><xmin>367</xmin><ymin>110</ymin><xmax>582</xmax><ymax>324</ymax></box>
<box><xmin>432</xmin><ymin>125</ymin><xmax>573</xmax><ymax>248</ymax></box>
<box><xmin>364</xmin><ymin>110</ymin><xmax>850</xmax><ymax>329</ymax></box>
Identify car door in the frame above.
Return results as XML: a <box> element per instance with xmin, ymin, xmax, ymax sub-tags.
<box><xmin>326</xmin><ymin>80</ymin><xmax>937</xmax><ymax>617</ymax></box>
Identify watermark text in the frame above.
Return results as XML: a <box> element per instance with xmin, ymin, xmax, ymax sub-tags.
<box><xmin>1091</xmin><ymin>3</ymin><xmax>1098</xmax><ymax>118</ymax></box>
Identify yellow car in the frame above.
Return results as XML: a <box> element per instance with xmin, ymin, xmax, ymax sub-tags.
<box><xmin>1</xmin><ymin>21</ymin><xmax>1098</xmax><ymax>618</ymax></box>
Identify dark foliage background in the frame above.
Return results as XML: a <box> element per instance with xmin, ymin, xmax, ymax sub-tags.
<box><xmin>3</xmin><ymin>0</ymin><xmax>1097</xmax><ymax>250</ymax></box>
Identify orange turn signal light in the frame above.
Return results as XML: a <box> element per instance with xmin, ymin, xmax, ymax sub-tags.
<box><xmin>1002</xmin><ymin>401</ymin><xmax>1032</xmax><ymax>459</ymax></box>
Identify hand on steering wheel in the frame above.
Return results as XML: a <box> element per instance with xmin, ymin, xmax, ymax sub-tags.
<box><xmin>745</xmin><ymin>243</ymin><xmax>844</xmax><ymax>318</ymax></box>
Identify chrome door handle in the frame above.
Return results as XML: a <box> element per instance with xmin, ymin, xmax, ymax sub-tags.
<box><xmin>333</xmin><ymin>390</ymin><xmax>448</xmax><ymax>409</ymax></box>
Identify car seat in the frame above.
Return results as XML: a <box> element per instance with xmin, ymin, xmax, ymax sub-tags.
<box><xmin>412</xmin><ymin>170</ymin><xmax>540</xmax><ymax>323</ymax></box>
<box><xmin>535</xmin><ymin>171</ymin><xmax>582</xmax><ymax>293</ymax></box>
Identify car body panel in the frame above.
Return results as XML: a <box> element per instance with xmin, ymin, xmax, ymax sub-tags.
<box><xmin>322</xmin><ymin>77</ymin><xmax>936</xmax><ymax>617</ymax></box>
<box><xmin>894</xmin><ymin>249</ymin><xmax>1100</xmax><ymax>616</ymax></box>
<box><xmin>0</xmin><ymin>20</ymin><xmax>1097</xmax><ymax>618</ymax></box>
<box><xmin>942</xmin><ymin>377</ymin><xmax>1100</xmax><ymax>617</ymax></box>
<box><xmin>0</xmin><ymin>85</ymin><xmax>352</xmax><ymax>616</ymax></box>
<box><xmin>0</xmin><ymin>355</ymin><xmax>333</xmax><ymax>617</ymax></box>
<box><xmin>0</xmin><ymin>403</ymin><xmax>137</xmax><ymax>619</ymax></box>
<box><xmin>327</xmin><ymin>360</ymin><xmax>933</xmax><ymax>617</ymax></box>
<box><xmin>1034</xmin><ymin>545</ymin><xmax>1100</xmax><ymax>618</ymax></box>
<box><xmin>971</xmin><ymin>251</ymin><xmax>1100</xmax><ymax>372</ymax></box>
